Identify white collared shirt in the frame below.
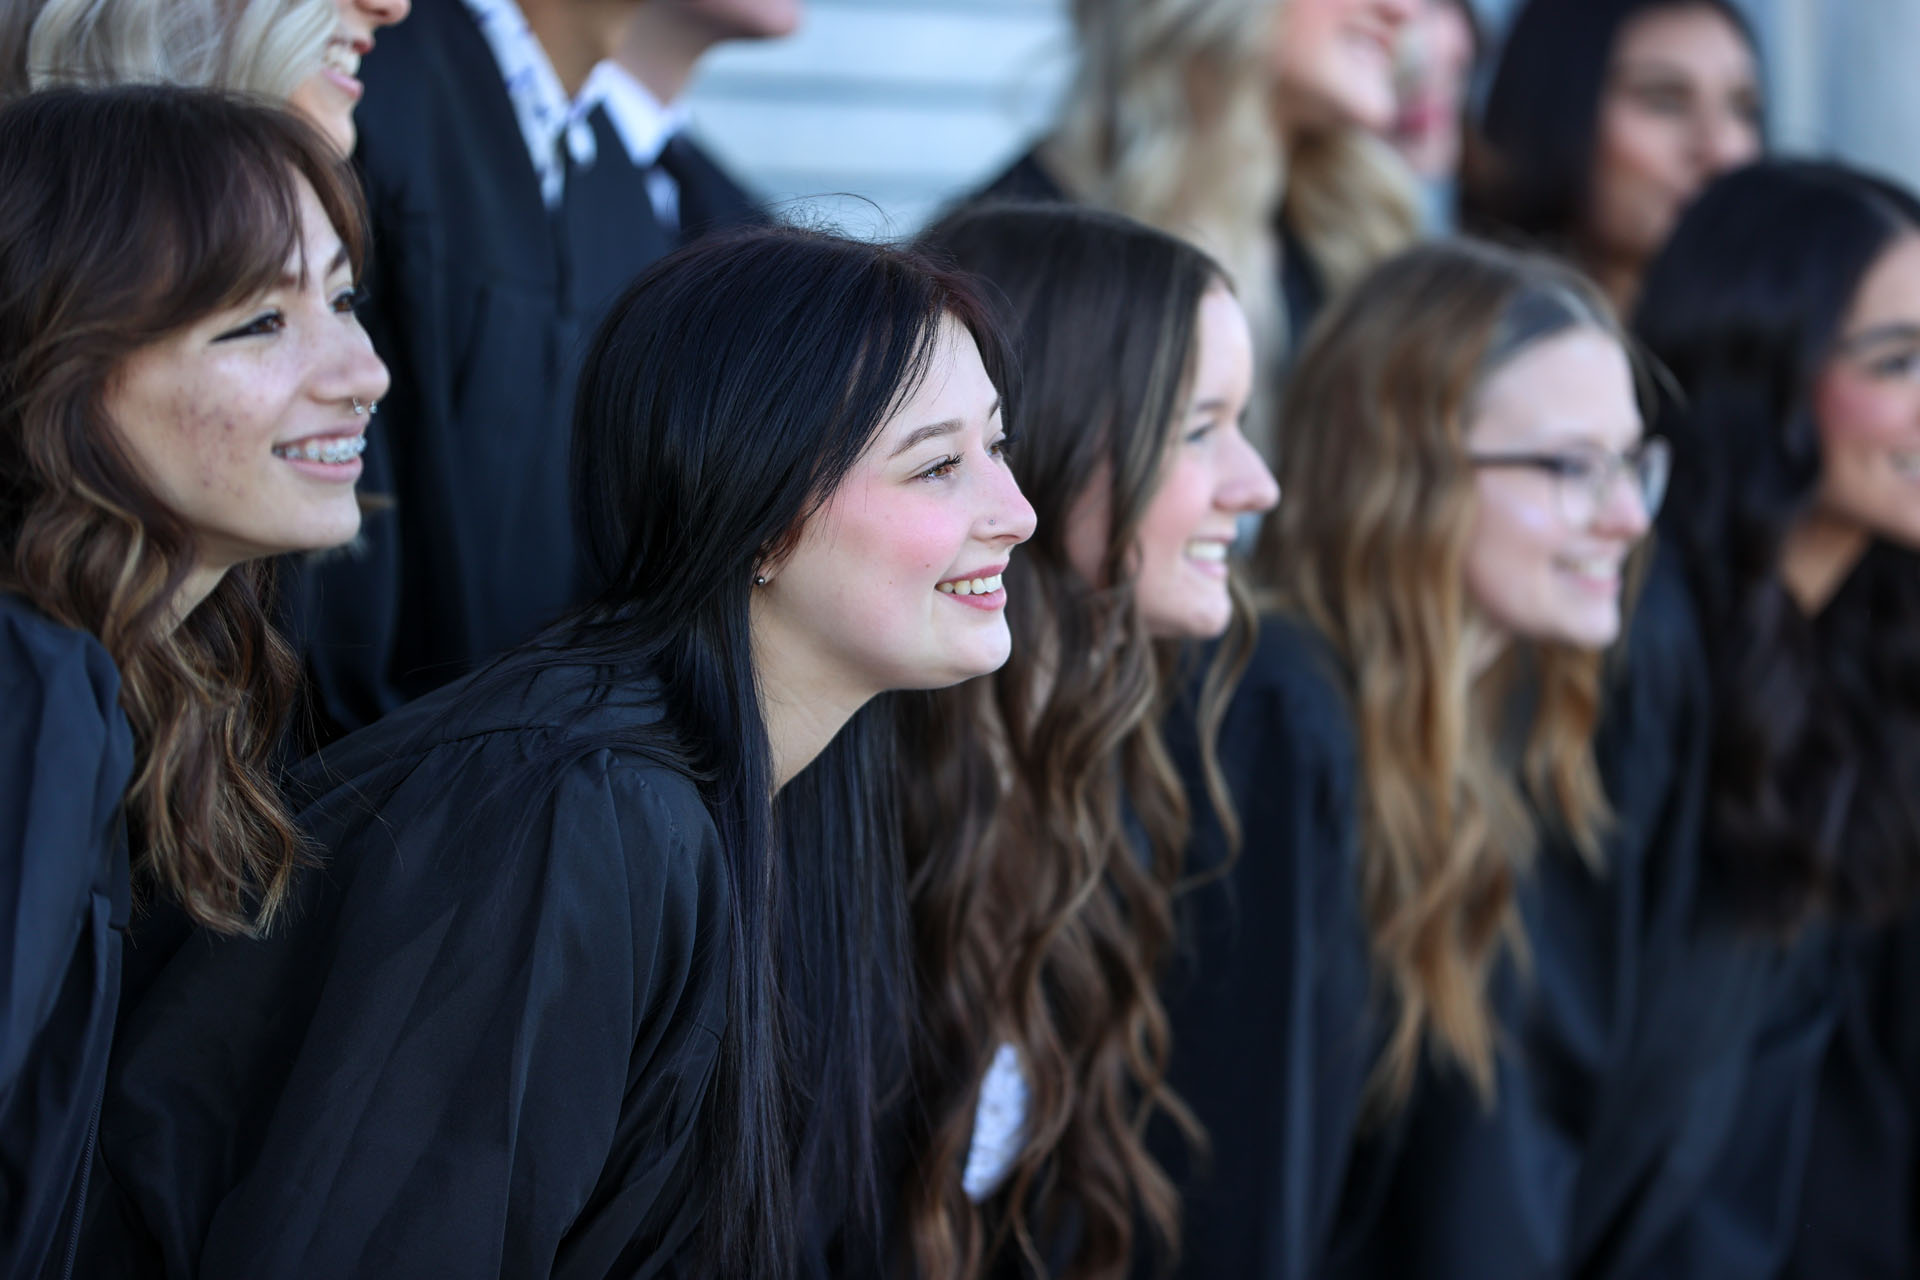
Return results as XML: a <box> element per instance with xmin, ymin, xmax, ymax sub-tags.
<box><xmin>579</xmin><ymin>60</ymin><xmax>693</xmax><ymax>231</ymax></box>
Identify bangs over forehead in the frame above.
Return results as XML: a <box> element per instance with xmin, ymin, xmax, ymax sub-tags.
<box><xmin>3</xmin><ymin>86</ymin><xmax>369</xmax><ymax>345</ymax></box>
<box><xmin>120</xmin><ymin>89</ymin><xmax>368</xmax><ymax>335</ymax></box>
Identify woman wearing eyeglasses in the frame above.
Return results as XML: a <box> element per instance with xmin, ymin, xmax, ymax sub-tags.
<box><xmin>1626</xmin><ymin>159</ymin><xmax>1920</xmax><ymax>1279</ymax></box>
<box><xmin>1154</xmin><ymin>238</ymin><xmax>1697</xmax><ymax>1279</ymax></box>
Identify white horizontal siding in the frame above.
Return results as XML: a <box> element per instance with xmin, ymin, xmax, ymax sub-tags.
<box><xmin>684</xmin><ymin>0</ymin><xmax>1072</xmax><ymax>238</ymax></box>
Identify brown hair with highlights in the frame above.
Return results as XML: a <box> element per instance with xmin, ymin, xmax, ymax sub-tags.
<box><xmin>0</xmin><ymin>86</ymin><xmax>369</xmax><ymax>931</ymax></box>
<box><xmin>1255</xmin><ymin>238</ymin><xmax>1622</xmax><ymax>1105</ymax></box>
<box><xmin>900</xmin><ymin>203</ymin><xmax>1255</xmax><ymax>1278</ymax></box>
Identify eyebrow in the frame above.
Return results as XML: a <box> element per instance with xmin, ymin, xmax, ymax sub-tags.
<box><xmin>888</xmin><ymin>397</ymin><xmax>1001</xmax><ymax>458</ymax></box>
<box><xmin>280</xmin><ymin>243</ymin><xmax>351</xmax><ymax>288</ymax></box>
<box><xmin>1837</xmin><ymin>321</ymin><xmax>1920</xmax><ymax>351</ymax></box>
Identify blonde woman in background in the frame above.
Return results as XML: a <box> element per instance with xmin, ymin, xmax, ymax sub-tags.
<box><xmin>1</xmin><ymin>0</ymin><xmax>409</xmax><ymax>152</ymax></box>
<box><xmin>969</xmin><ymin>0</ymin><xmax>1423</xmax><ymax>441</ymax></box>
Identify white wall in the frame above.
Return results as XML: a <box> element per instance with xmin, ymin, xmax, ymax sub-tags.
<box><xmin>684</xmin><ymin>0</ymin><xmax>1073</xmax><ymax>238</ymax></box>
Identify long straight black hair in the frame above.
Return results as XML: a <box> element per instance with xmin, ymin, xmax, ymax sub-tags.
<box><xmin>545</xmin><ymin>226</ymin><xmax>1017</xmax><ymax>1275</ymax></box>
<box><xmin>1635</xmin><ymin>159</ymin><xmax>1920</xmax><ymax>930</ymax></box>
<box><xmin>1464</xmin><ymin>0</ymin><xmax>1763</xmax><ymax>253</ymax></box>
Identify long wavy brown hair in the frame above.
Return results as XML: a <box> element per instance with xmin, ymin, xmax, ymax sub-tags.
<box><xmin>1254</xmin><ymin>239</ymin><xmax>1621</xmax><ymax>1106</ymax></box>
<box><xmin>0</xmin><ymin>86</ymin><xmax>369</xmax><ymax>931</ymax></box>
<box><xmin>899</xmin><ymin>203</ymin><xmax>1255</xmax><ymax>1278</ymax></box>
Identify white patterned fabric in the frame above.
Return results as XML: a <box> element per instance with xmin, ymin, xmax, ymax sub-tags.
<box><xmin>458</xmin><ymin>0</ymin><xmax>600</xmax><ymax>206</ymax></box>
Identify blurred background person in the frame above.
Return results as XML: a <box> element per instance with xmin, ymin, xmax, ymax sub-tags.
<box><xmin>963</xmin><ymin>0</ymin><xmax>1422</xmax><ymax>448</ymax></box>
<box><xmin>1462</xmin><ymin>0</ymin><xmax>1763</xmax><ymax>313</ymax></box>
<box><xmin>1388</xmin><ymin>0</ymin><xmax>1480</xmax><ymax>232</ymax></box>
<box><xmin>1160</xmin><ymin>240</ymin><xmax>1671</xmax><ymax>1279</ymax></box>
<box><xmin>1631</xmin><ymin>158</ymin><xmax>1920</xmax><ymax>1279</ymax></box>
<box><xmin>0</xmin><ymin>86</ymin><xmax>386</xmax><ymax>1280</ymax></box>
<box><xmin>300</xmin><ymin>0</ymin><xmax>792</xmax><ymax>746</ymax></box>
<box><xmin>899</xmin><ymin>202</ymin><xmax>1277</xmax><ymax>1279</ymax></box>
<box><xmin>0</xmin><ymin>0</ymin><xmax>409</xmax><ymax>152</ymax></box>
<box><xmin>612</xmin><ymin>0</ymin><xmax>795</xmax><ymax>244</ymax></box>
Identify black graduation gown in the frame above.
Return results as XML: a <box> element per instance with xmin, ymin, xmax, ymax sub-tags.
<box><xmin>1151</xmin><ymin>616</ymin><xmax>1378</xmax><ymax>1280</ymax></box>
<box><xmin>1154</xmin><ymin>555</ymin><xmax>1791</xmax><ymax>1279</ymax></box>
<box><xmin>287</xmin><ymin>0</ymin><xmax>762</xmax><ymax>742</ymax></box>
<box><xmin>1318</xmin><ymin>548</ymin><xmax>1777</xmax><ymax>1280</ymax></box>
<box><xmin>0</xmin><ymin>594</ymin><xmax>132</xmax><ymax>1280</ymax></box>
<box><xmin>1784</xmin><ymin>912</ymin><xmax>1920</xmax><ymax>1278</ymax></box>
<box><xmin>83</xmin><ymin>654</ymin><xmax>732</xmax><ymax>1278</ymax></box>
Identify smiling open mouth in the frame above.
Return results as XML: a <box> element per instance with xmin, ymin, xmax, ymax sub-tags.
<box><xmin>273</xmin><ymin>435</ymin><xmax>367</xmax><ymax>464</ymax></box>
<box><xmin>937</xmin><ymin>572</ymin><xmax>1004</xmax><ymax>596</ymax></box>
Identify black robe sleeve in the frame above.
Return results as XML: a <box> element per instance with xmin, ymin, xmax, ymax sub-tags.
<box><xmin>1151</xmin><ymin>617</ymin><xmax>1377</xmax><ymax>1280</ymax></box>
<box><xmin>1784</xmin><ymin>912</ymin><xmax>1920</xmax><ymax>1278</ymax></box>
<box><xmin>0</xmin><ymin>596</ymin><xmax>132</xmax><ymax>1279</ymax></box>
<box><xmin>1594</xmin><ymin>553</ymin><xmax>1844</xmax><ymax>1280</ymax></box>
<box><xmin>89</xmin><ymin>701</ymin><xmax>731</xmax><ymax>1278</ymax></box>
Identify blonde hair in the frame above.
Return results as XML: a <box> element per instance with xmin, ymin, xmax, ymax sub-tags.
<box><xmin>1047</xmin><ymin>0</ymin><xmax>1421</xmax><ymax>452</ymax></box>
<box><xmin>1285</xmin><ymin>125</ymin><xmax>1423</xmax><ymax>301</ymax></box>
<box><xmin>6</xmin><ymin>0</ymin><xmax>334</xmax><ymax>101</ymax></box>
<box><xmin>1048</xmin><ymin>0</ymin><xmax>1285</xmax><ymax>358</ymax></box>
<box><xmin>1255</xmin><ymin>239</ymin><xmax>1619</xmax><ymax>1107</ymax></box>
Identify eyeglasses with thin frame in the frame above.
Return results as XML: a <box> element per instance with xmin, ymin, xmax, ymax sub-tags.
<box><xmin>1468</xmin><ymin>436</ymin><xmax>1671</xmax><ymax>525</ymax></box>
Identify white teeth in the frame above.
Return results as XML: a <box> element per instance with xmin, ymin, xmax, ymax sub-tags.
<box><xmin>937</xmin><ymin>572</ymin><xmax>1003</xmax><ymax>596</ymax></box>
<box><xmin>323</xmin><ymin>42</ymin><xmax>360</xmax><ymax>77</ymax></box>
<box><xmin>275</xmin><ymin>435</ymin><xmax>366</xmax><ymax>464</ymax></box>
<box><xmin>1186</xmin><ymin>541</ymin><xmax>1228</xmax><ymax>562</ymax></box>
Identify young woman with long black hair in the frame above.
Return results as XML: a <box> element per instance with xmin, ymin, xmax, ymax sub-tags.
<box><xmin>897</xmin><ymin>203</ymin><xmax>1277</xmax><ymax>1278</ymax></box>
<box><xmin>1154</xmin><ymin>239</ymin><xmax>1720</xmax><ymax>1279</ymax></box>
<box><xmin>0</xmin><ymin>86</ymin><xmax>388</xmax><ymax>1279</ymax></box>
<box><xmin>1464</xmin><ymin>0</ymin><xmax>1763</xmax><ymax>314</ymax></box>
<box><xmin>1631</xmin><ymin>159</ymin><xmax>1920</xmax><ymax>1278</ymax></box>
<box><xmin>87</xmin><ymin>227</ymin><xmax>1036</xmax><ymax>1278</ymax></box>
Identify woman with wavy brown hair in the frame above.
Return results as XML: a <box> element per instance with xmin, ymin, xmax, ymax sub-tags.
<box><xmin>0</xmin><ymin>85</ymin><xmax>386</xmax><ymax>1278</ymax></box>
<box><xmin>899</xmin><ymin>202</ymin><xmax>1278</xmax><ymax>1278</ymax></box>
<box><xmin>1157</xmin><ymin>238</ymin><xmax>1711</xmax><ymax>1279</ymax></box>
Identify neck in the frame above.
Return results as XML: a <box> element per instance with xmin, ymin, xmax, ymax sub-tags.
<box><xmin>756</xmin><ymin>668</ymin><xmax>866</xmax><ymax>792</ymax></box>
<box><xmin>1465</xmin><ymin>612</ymin><xmax>1509</xmax><ymax>680</ymax></box>
<box><xmin>1582</xmin><ymin>245</ymin><xmax>1643</xmax><ymax>319</ymax></box>
<box><xmin>751</xmin><ymin>602</ymin><xmax>870</xmax><ymax>789</ymax></box>
<box><xmin>520</xmin><ymin>0</ymin><xmax>637</xmax><ymax>97</ymax></box>
<box><xmin>169</xmin><ymin>564</ymin><xmax>226</xmax><ymax>633</ymax></box>
<box><xmin>615</xmin><ymin>4</ymin><xmax>720</xmax><ymax>105</ymax></box>
<box><xmin>1781</xmin><ymin>510</ymin><xmax>1871</xmax><ymax>615</ymax></box>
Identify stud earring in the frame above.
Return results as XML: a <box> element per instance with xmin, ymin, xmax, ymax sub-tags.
<box><xmin>754</xmin><ymin>574</ymin><xmax>769</xmax><ymax>587</ymax></box>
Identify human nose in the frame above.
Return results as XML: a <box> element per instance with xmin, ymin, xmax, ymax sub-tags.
<box><xmin>1698</xmin><ymin>108</ymin><xmax>1759</xmax><ymax>174</ymax></box>
<box><xmin>353</xmin><ymin>0</ymin><xmax>410</xmax><ymax>30</ymax></box>
<box><xmin>1377</xmin><ymin>0</ymin><xmax>1420</xmax><ymax>29</ymax></box>
<box><xmin>979</xmin><ymin>453</ymin><xmax>1037</xmax><ymax>546</ymax></box>
<box><xmin>317</xmin><ymin>317</ymin><xmax>392</xmax><ymax>410</ymax></box>
<box><xmin>1216</xmin><ymin>429</ymin><xmax>1280</xmax><ymax>515</ymax></box>
<box><xmin>1589</xmin><ymin>462</ymin><xmax>1652</xmax><ymax>541</ymax></box>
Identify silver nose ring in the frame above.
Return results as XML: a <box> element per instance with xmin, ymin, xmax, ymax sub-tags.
<box><xmin>351</xmin><ymin>398</ymin><xmax>378</xmax><ymax>416</ymax></box>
